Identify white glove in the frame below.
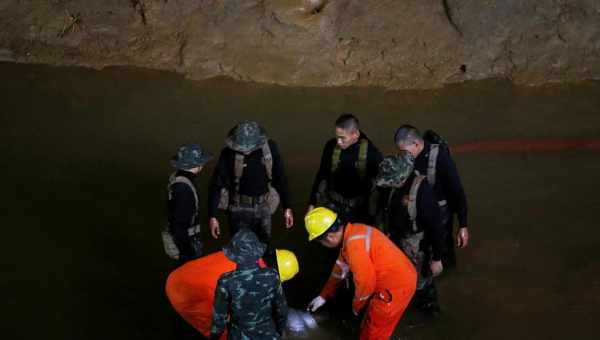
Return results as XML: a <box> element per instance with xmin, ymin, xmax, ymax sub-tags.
<box><xmin>307</xmin><ymin>296</ymin><xmax>326</xmax><ymax>312</ymax></box>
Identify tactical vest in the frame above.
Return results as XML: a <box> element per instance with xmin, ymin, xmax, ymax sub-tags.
<box><xmin>317</xmin><ymin>139</ymin><xmax>369</xmax><ymax>208</ymax></box>
<box><xmin>163</xmin><ymin>173</ymin><xmax>201</xmax><ymax>260</ymax></box>
<box><xmin>425</xmin><ymin>144</ymin><xmax>447</xmax><ymax>208</ymax></box>
<box><xmin>331</xmin><ymin>138</ymin><xmax>369</xmax><ymax>181</ymax></box>
<box><xmin>384</xmin><ymin>173</ymin><xmax>426</xmax><ymax>235</ymax></box>
<box><xmin>219</xmin><ymin>142</ymin><xmax>280</xmax><ymax>213</ymax></box>
<box><xmin>168</xmin><ymin>173</ymin><xmax>200</xmax><ymax>230</ymax></box>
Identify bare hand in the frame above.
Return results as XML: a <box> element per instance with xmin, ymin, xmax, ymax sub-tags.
<box><xmin>209</xmin><ymin>217</ymin><xmax>220</xmax><ymax>239</ymax></box>
<box><xmin>284</xmin><ymin>208</ymin><xmax>294</xmax><ymax>229</ymax></box>
<box><xmin>430</xmin><ymin>260</ymin><xmax>443</xmax><ymax>277</ymax></box>
<box><xmin>457</xmin><ymin>227</ymin><xmax>469</xmax><ymax>248</ymax></box>
<box><xmin>307</xmin><ymin>205</ymin><xmax>314</xmax><ymax>213</ymax></box>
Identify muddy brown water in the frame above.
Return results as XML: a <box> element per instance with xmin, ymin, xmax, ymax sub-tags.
<box><xmin>1</xmin><ymin>62</ymin><xmax>600</xmax><ymax>340</ymax></box>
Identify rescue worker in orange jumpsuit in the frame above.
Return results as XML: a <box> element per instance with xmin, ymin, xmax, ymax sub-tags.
<box><xmin>165</xmin><ymin>228</ymin><xmax>299</xmax><ymax>339</ymax></box>
<box><xmin>305</xmin><ymin>207</ymin><xmax>417</xmax><ymax>340</ymax></box>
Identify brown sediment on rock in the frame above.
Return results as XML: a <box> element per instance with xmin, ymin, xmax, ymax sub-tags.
<box><xmin>1</xmin><ymin>1</ymin><xmax>599</xmax><ymax>89</ymax></box>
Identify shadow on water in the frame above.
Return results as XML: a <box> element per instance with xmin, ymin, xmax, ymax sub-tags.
<box><xmin>1</xmin><ymin>62</ymin><xmax>600</xmax><ymax>339</ymax></box>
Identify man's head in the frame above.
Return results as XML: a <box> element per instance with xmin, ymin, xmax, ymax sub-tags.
<box><xmin>335</xmin><ymin>113</ymin><xmax>361</xmax><ymax>150</ymax></box>
<box><xmin>305</xmin><ymin>207</ymin><xmax>345</xmax><ymax>248</ymax></box>
<box><xmin>225</xmin><ymin>120</ymin><xmax>268</xmax><ymax>154</ymax></box>
<box><xmin>375</xmin><ymin>151</ymin><xmax>415</xmax><ymax>188</ymax></box>
<box><xmin>394</xmin><ymin>124</ymin><xmax>424</xmax><ymax>157</ymax></box>
<box><xmin>170</xmin><ymin>144</ymin><xmax>213</xmax><ymax>173</ymax></box>
<box><xmin>223</xmin><ymin>228</ymin><xmax>267</xmax><ymax>265</ymax></box>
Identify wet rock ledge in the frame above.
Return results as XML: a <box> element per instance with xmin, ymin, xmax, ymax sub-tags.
<box><xmin>1</xmin><ymin>0</ymin><xmax>599</xmax><ymax>89</ymax></box>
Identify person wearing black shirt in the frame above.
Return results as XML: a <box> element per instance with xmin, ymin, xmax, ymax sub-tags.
<box><xmin>374</xmin><ymin>153</ymin><xmax>444</xmax><ymax>316</ymax></box>
<box><xmin>308</xmin><ymin>113</ymin><xmax>383</xmax><ymax>223</ymax></box>
<box><xmin>208</xmin><ymin>121</ymin><xmax>293</xmax><ymax>243</ymax></box>
<box><xmin>167</xmin><ymin>144</ymin><xmax>213</xmax><ymax>265</ymax></box>
<box><xmin>394</xmin><ymin>124</ymin><xmax>470</xmax><ymax>268</ymax></box>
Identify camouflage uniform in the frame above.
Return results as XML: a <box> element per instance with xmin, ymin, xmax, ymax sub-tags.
<box><xmin>210</xmin><ymin>229</ymin><xmax>288</xmax><ymax>340</ymax></box>
<box><xmin>375</xmin><ymin>153</ymin><xmax>444</xmax><ymax>315</ymax></box>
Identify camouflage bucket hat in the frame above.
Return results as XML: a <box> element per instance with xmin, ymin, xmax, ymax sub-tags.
<box><xmin>170</xmin><ymin>144</ymin><xmax>213</xmax><ymax>170</ymax></box>
<box><xmin>375</xmin><ymin>152</ymin><xmax>415</xmax><ymax>188</ymax></box>
<box><xmin>223</xmin><ymin>228</ymin><xmax>267</xmax><ymax>265</ymax></box>
<box><xmin>225</xmin><ymin>121</ymin><xmax>267</xmax><ymax>154</ymax></box>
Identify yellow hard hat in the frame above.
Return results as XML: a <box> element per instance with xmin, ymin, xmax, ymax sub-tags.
<box><xmin>276</xmin><ymin>249</ymin><xmax>299</xmax><ymax>282</ymax></box>
<box><xmin>305</xmin><ymin>207</ymin><xmax>338</xmax><ymax>241</ymax></box>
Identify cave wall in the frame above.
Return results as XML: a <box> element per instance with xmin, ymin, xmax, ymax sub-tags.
<box><xmin>1</xmin><ymin>0</ymin><xmax>599</xmax><ymax>89</ymax></box>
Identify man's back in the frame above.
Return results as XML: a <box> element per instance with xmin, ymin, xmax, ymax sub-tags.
<box><xmin>342</xmin><ymin>223</ymin><xmax>417</xmax><ymax>292</ymax></box>
<box><xmin>212</xmin><ymin>266</ymin><xmax>287</xmax><ymax>339</ymax></box>
<box><xmin>166</xmin><ymin>251</ymin><xmax>235</xmax><ymax>337</ymax></box>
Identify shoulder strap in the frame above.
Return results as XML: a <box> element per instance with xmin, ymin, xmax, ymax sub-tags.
<box><xmin>331</xmin><ymin>144</ymin><xmax>341</xmax><ymax>173</ymax></box>
<box><xmin>261</xmin><ymin>142</ymin><xmax>273</xmax><ymax>181</ymax></box>
<box><xmin>169</xmin><ymin>175</ymin><xmax>199</xmax><ymax>210</ymax></box>
<box><xmin>232</xmin><ymin>142</ymin><xmax>272</xmax><ymax>195</ymax></box>
<box><xmin>331</xmin><ymin>139</ymin><xmax>369</xmax><ymax>179</ymax></box>
<box><xmin>356</xmin><ymin>139</ymin><xmax>368</xmax><ymax>180</ymax></box>
<box><xmin>408</xmin><ymin>175</ymin><xmax>425</xmax><ymax>233</ymax></box>
<box><xmin>233</xmin><ymin>153</ymin><xmax>244</xmax><ymax>194</ymax></box>
<box><xmin>427</xmin><ymin>144</ymin><xmax>439</xmax><ymax>187</ymax></box>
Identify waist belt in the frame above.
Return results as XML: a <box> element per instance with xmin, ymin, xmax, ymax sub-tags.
<box><xmin>235</xmin><ymin>193</ymin><xmax>268</xmax><ymax>206</ymax></box>
<box><xmin>328</xmin><ymin>190</ymin><xmax>365</xmax><ymax>208</ymax></box>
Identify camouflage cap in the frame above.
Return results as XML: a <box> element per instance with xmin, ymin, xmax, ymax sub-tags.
<box><xmin>375</xmin><ymin>152</ymin><xmax>415</xmax><ymax>188</ymax></box>
<box><xmin>225</xmin><ymin>121</ymin><xmax>267</xmax><ymax>154</ymax></box>
<box><xmin>223</xmin><ymin>228</ymin><xmax>267</xmax><ymax>265</ymax></box>
<box><xmin>170</xmin><ymin>144</ymin><xmax>213</xmax><ymax>170</ymax></box>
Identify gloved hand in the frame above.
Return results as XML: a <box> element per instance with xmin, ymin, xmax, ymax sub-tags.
<box><xmin>307</xmin><ymin>296</ymin><xmax>326</xmax><ymax>312</ymax></box>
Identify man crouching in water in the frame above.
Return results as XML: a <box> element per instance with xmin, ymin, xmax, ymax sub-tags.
<box><xmin>305</xmin><ymin>207</ymin><xmax>417</xmax><ymax>340</ymax></box>
<box><xmin>210</xmin><ymin>229</ymin><xmax>293</xmax><ymax>339</ymax></box>
<box><xmin>166</xmin><ymin>228</ymin><xmax>299</xmax><ymax>339</ymax></box>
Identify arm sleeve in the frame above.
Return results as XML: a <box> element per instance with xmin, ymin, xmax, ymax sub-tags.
<box><xmin>366</xmin><ymin>142</ymin><xmax>383</xmax><ymax>184</ymax></box>
<box><xmin>438</xmin><ymin>151</ymin><xmax>468</xmax><ymax>227</ymax></box>
<box><xmin>269</xmin><ymin>140</ymin><xmax>292</xmax><ymax>209</ymax></box>
<box><xmin>319</xmin><ymin>253</ymin><xmax>346</xmax><ymax>299</ymax></box>
<box><xmin>272</xmin><ymin>277</ymin><xmax>288</xmax><ymax>335</ymax></box>
<box><xmin>207</xmin><ymin>149</ymin><xmax>231</xmax><ymax>218</ymax></box>
<box><xmin>417</xmin><ymin>181</ymin><xmax>444</xmax><ymax>261</ymax></box>
<box><xmin>170</xmin><ymin>183</ymin><xmax>196</xmax><ymax>258</ymax></box>
<box><xmin>210</xmin><ymin>278</ymin><xmax>230</xmax><ymax>338</ymax></box>
<box><xmin>309</xmin><ymin>140</ymin><xmax>334</xmax><ymax>205</ymax></box>
<box><xmin>346</xmin><ymin>239</ymin><xmax>377</xmax><ymax>314</ymax></box>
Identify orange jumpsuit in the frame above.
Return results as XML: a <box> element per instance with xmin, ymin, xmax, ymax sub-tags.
<box><xmin>166</xmin><ymin>251</ymin><xmax>267</xmax><ymax>339</ymax></box>
<box><xmin>320</xmin><ymin>223</ymin><xmax>417</xmax><ymax>340</ymax></box>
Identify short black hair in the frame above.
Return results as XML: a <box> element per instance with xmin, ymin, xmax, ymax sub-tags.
<box><xmin>394</xmin><ymin>124</ymin><xmax>422</xmax><ymax>146</ymax></box>
<box><xmin>335</xmin><ymin>113</ymin><xmax>360</xmax><ymax>132</ymax></box>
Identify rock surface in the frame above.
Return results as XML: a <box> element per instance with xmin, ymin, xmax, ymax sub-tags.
<box><xmin>1</xmin><ymin>0</ymin><xmax>599</xmax><ymax>89</ymax></box>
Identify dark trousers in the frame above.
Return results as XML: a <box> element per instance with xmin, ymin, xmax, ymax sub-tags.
<box><xmin>228</xmin><ymin>202</ymin><xmax>272</xmax><ymax>244</ymax></box>
<box><xmin>439</xmin><ymin>205</ymin><xmax>457</xmax><ymax>268</ymax></box>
